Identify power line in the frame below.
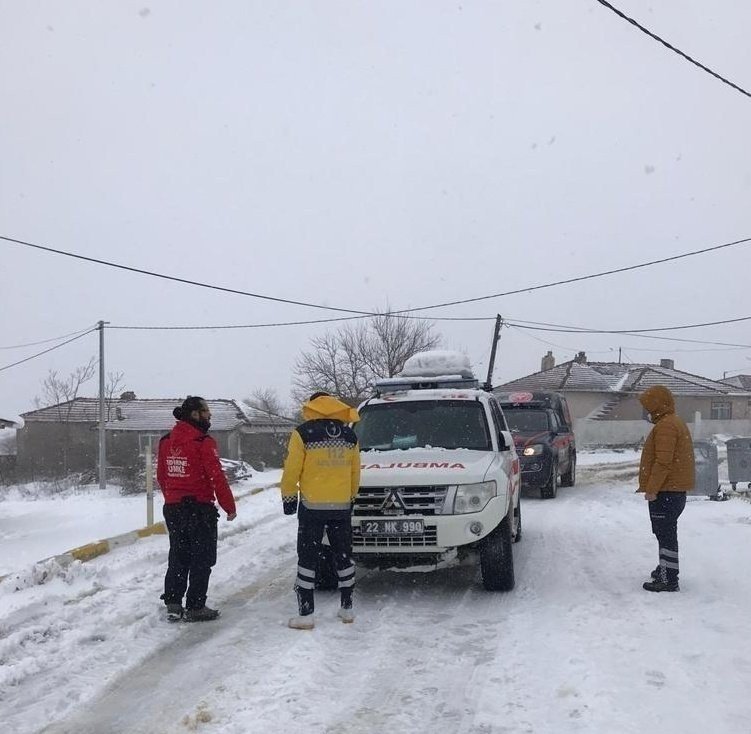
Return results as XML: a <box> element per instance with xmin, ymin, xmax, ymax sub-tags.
<box><xmin>3</xmin><ymin>233</ymin><xmax>750</xmax><ymax>316</ymax></box>
<box><xmin>506</xmin><ymin>314</ymin><xmax>751</xmax><ymax>335</ymax></box>
<box><xmin>408</xmin><ymin>237</ymin><xmax>751</xmax><ymax>312</ymax></box>
<box><xmin>0</xmin><ymin>325</ymin><xmax>97</xmax><ymax>351</ymax></box>
<box><xmin>506</xmin><ymin>324</ymin><xmax>747</xmax><ymax>355</ymax></box>
<box><xmin>110</xmin><ymin>311</ymin><xmax>751</xmax><ymax>344</ymax></box>
<box><xmin>509</xmin><ymin>322</ymin><xmax>751</xmax><ymax>349</ymax></box>
<box><xmin>594</xmin><ymin>0</ymin><xmax>751</xmax><ymax>100</ymax></box>
<box><xmin>0</xmin><ymin>329</ymin><xmax>97</xmax><ymax>373</ymax></box>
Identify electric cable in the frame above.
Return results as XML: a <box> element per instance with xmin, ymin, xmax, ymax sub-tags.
<box><xmin>0</xmin><ymin>325</ymin><xmax>97</xmax><ymax>351</ymax></box>
<box><xmin>594</xmin><ymin>0</ymin><xmax>751</xmax><ymax>100</ymax></box>
<box><xmin>505</xmin><ymin>314</ymin><xmax>751</xmax><ymax>335</ymax></box>
<box><xmin>0</xmin><ymin>328</ymin><xmax>97</xmax><ymax>373</ymax></box>
<box><xmin>2</xmin><ymin>233</ymin><xmax>750</xmax><ymax>317</ymax></box>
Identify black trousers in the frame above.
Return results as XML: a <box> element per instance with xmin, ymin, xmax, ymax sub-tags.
<box><xmin>648</xmin><ymin>492</ymin><xmax>687</xmax><ymax>583</ymax></box>
<box><xmin>163</xmin><ymin>498</ymin><xmax>218</xmax><ymax>610</ymax></box>
<box><xmin>295</xmin><ymin>504</ymin><xmax>355</xmax><ymax>616</ymax></box>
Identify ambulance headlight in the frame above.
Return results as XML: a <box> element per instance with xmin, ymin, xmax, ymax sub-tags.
<box><xmin>453</xmin><ymin>481</ymin><xmax>496</xmax><ymax>514</ymax></box>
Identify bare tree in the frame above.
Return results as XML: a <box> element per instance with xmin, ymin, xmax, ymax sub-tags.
<box><xmin>292</xmin><ymin>313</ymin><xmax>441</xmax><ymax>404</ymax></box>
<box><xmin>37</xmin><ymin>357</ymin><xmax>97</xmax><ymax>419</ymax></box>
<box><xmin>105</xmin><ymin>370</ymin><xmax>126</xmax><ymax>421</ymax></box>
<box><xmin>34</xmin><ymin>358</ymin><xmax>97</xmax><ymax>476</ymax></box>
<box><xmin>243</xmin><ymin>388</ymin><xmax>291</xmax><ymax>421</ymax></box>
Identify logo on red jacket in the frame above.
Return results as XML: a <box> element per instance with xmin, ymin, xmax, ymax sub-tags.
<box><xmin>166</xmin><ymin>447</ymin><xmax>188</xmax><ymax>477</ymax></box>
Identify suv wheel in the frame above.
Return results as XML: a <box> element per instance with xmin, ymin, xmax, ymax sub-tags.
<box><xmin>480</xmin><ymin>515</ymin><xmax>515</xmax><ymax>591</ymax></box>
<box><xmin>541</xmin><ymin>462</ymin><xmax>558</xmax><ymax>500</ymax></box>
<box><xmin>561</xmin><ymin>453</ymin><xmax>576</xmax><ymax>487</ymax></box>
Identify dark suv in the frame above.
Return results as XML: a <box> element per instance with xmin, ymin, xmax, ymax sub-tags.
<box><xmin>495</xmin><ymin>391</ymin><xmax>576</xmax><ymax>499</ymax></box>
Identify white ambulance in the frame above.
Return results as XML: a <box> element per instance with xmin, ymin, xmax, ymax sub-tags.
<box><xmin>352</xmin><ymin>351</ymin><xmax>521</xmax><ymax>591</ymax></box>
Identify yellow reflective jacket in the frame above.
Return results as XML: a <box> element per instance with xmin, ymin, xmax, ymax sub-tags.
<box><xmin>281</xmin><ymin>395</ymin><xmax>361</xmax><ymax>511</ymax></box>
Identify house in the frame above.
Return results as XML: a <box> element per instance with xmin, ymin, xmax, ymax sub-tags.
<box><xmin>497</xmin><ymin>353</ymin><xmax>751</xmax><ymax>446</ymax></box>
<box><xmin>722</xmin><ymin>374</ymin><xmax>751</xmax><ymax>390</ymax></box>
<box><xmin>0</xmin><ymin>416</ymin><xmax>19</xmax><ymax>484</ymax></box>
<box><xmin>17</xmin><ymin>397</ymin><xmax>294</xmax><ymax>479</ymax></box>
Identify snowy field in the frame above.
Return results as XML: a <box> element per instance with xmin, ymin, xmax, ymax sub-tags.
<box><xmin>2</xmin><ymin>456</ymin><xmax>751</xmax><ymax>733</ymax></box>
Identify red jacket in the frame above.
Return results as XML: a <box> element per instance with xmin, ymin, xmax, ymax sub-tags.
<box><xmin>156</xmin><ymin>420</ymin><xmax>236</xmax><ymax>515</ymax></box>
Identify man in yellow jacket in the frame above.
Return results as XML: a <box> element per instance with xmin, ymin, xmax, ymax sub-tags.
<box><xmin>281</xmin><ymin>392</ymin><xmax>361</xmax><ymax>629</ymax></box>
<box><xmin>637</xmin><ymin>385</ymin><xmax>695</xmax><ymax>592</ymax></box>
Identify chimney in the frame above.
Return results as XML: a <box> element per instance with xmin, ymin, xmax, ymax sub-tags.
<box><xmin>574</xmin><ymin>351</ymin><xmax>587</xmax><ymax>365</ymax></box>
<box><xmin>541</xmin><ymin>351</ymin><xmax>555</xmax><ymax>372</ymax></box>
<box><xmin>659</xmin><ymin>358</ymin><xmax>675</xmax><ymax>370</ymax></box>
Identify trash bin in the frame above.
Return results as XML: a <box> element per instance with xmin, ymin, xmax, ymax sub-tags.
<box><xmin>691</xmin><ymin>440</ymin><xmax>720</xmax><ymax>497</ymax></box>
<box><xmin>726</xmin><ymin>437</ymin><xmax>751</xmax><ymax>491</ymax></box>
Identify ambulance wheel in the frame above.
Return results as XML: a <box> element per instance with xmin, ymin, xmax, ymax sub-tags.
<box><xmin>513</xmin><ymin>500</ymin><xmax>522</xmax><ymax>543</ymax></box>
<box><xmin>480</xmin><ymin>515</ymin><xmax>515</xmax><ymax>591</ymax></box>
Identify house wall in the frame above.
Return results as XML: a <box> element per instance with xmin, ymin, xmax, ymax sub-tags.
<box><xmin>241</xmin><ymin>432</ymin><xmax>290</xmax><ymax>468</ymax></box>
<box><xmin>564</xmin><ymin>393</ymin><xmax>610</xmax><ymax>420</ymax></box>
<box><xmin>566</xmin><ymin>393</ymin><xmax>751</xmax><ymax>423</ymax></box>
<box><xmin>17</xmin><ymin>422</ymin><xmax>98</xmax><ymax>478</ymax></box>
<box><xmin>574</xmin><ymin>418</ymin><xmax>751</xmax><ymax>447</ymax></box>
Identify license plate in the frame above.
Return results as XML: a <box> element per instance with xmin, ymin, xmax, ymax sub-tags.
<box><xmin>360</xmin><ymin>519</ymin><xmax>424</xmax><ymax>536</ymax></box>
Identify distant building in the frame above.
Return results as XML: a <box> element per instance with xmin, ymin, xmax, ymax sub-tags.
<box><xmin>722</xmin><ymin>374</ymin><xmax>751</xmax><ymax>391</ymax></box>
<box><xmin>0</xmin><ymin>416</ymin><xmax>19</xmax><ymax>483</ymax></box>
<box><xmin>497</xmin><ymin>354</ymin><xmax>751</xmax><ymax>446</ymax></box>
<box><xmin>17</xmin><ymin>398</ymin><xmax>294</xmax><ymax>478</ymax></box>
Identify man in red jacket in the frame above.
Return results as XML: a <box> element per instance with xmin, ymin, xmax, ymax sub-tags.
<box><xmin>157</xmin><ymin>396</ymin><xmax>237</xmax><ymax>621</ymax></box>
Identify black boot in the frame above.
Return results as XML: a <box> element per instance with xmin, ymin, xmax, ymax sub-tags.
<box><xmin>643</xmin><ymin>579</ymin><xmax>679</xmax><ymax>592</ymax></box>
<box><xmin>185</xmin><ymin>606</ymin><xmax>220</xmax><ymax>622</ymax></box>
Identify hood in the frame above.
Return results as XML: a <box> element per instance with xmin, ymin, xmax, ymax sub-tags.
<box><xmin>302</xmin><ymin>395</ymin><xmax>360</xmax><ymax>423</ymax></box>
<box><xmin>170</xmin><ymin>419</ymin><xmax>204</xmax><ymax>442</ymax></box>
<box><xmin>639</xmin><ymin>385</ymin><xmax>675</xmax><ymax>421</ymax></box>
<box><xmin>360</xmin><ymin>448</ymin><xmax>498</xmax><ymax>486</ymax></box>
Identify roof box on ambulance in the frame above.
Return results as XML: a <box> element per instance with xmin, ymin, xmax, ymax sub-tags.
<box><xmin>374</xmin><ymin>350</ymin><xmax>479</xmax><ymax>395</ymax></box>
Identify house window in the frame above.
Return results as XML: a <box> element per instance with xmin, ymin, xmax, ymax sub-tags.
<box><xmin>710</xmin><ymin>401</ymin><xmax>732</xmax><ymax>420</ymax></box>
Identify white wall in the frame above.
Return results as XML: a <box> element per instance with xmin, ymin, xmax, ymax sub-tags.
<box><xmin>574</xmin><ymin>419</ymin><xmax>751</xmax><ymax>447</ymax></box>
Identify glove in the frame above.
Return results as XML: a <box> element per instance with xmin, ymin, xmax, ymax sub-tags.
<box><xmin>283</xmin><ymin>496</ymin><xmax>298</xmax><ymax>515</ymax></box>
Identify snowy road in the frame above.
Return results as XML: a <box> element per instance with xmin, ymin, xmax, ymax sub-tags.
<box><xmin>4</xmin><ymin>459</ymin><xmax>751</xmax><ymax>734</ymax></box>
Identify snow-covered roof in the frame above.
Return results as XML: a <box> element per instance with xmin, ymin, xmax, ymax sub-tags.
<box><xmin>0</xmin><ymin>416</ymin><xmax>20</xmax><ymax>429</ymax></box>
<box><xmin>22</xmin><ymin>398</ymin><xmax>251</xmax><ymax>432</ymax></box>
<box><xmin>722</xmin><ymin>374</ymin><xmax>751</xmax><ymax>390</ymax></box>
<box><xmin>498</xmin><ymin>361</ymin><xmax>751</xmax><ymax>397</ymax></box>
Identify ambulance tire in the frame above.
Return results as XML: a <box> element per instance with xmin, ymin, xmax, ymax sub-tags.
<box><xmin>480</xmin><ymin>515</ymin><xmax>515</xmax><ymax>591</ymax></box>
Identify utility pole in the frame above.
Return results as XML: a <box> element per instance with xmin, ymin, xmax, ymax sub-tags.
<box><xmin>98</xmin><ymin>320</ymin><xmax>107</xmax><ymax>489</ymax></box>
<box><xmin>618</xmin><ymin>347</ymin><xmax>622</xmax><ymax>364</ymax></box>
<box><xmin>484</xmin><ymin>314</ymin><xmax>503</xmax><ymax>390</ymax></box>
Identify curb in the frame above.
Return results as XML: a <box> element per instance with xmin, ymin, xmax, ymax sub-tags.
<box><xmin>0</xmin><ymin>482</ymin><xmax>278</xmax><ymax>588</ymax></box>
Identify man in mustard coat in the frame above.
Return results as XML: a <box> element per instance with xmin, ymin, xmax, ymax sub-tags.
<box><xmin>281</xmin><ymin>392</ymin><xmax>361</xmax><ymax>629</ymax></box>
<box><xmin>637</xmin><ymin>385</ymin><xmax>695</xmax><ymax>592</ymax></box>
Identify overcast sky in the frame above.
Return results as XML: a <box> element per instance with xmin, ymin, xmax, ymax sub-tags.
<box><xmin>2</xmin><ymin>0</ymin><xmax>750</xmax><ymax>419</ymax></box>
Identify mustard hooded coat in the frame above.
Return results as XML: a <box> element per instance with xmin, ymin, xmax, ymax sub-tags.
<box><xmin>638</xmin><ymin>385</ymin><xmax>695</xmax><ymax>493</ymax></box>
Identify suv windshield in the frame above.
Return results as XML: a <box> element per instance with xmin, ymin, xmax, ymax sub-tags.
<box><xmin>503</xmin><ymin>408</ymin><xmax>551</xmax><ymax>433</ymax></box>
<box><xmin>356</xmin><ymin>400</ymin><xmax>492</xmax><ymax>451</ymax></box>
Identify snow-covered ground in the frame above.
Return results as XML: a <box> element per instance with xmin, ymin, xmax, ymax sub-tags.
<box><xmin>0</xmin><ymin>472</ymin><xmax>282</xmax><ymax>576</ymax></box>
<box><xmin>2</xmin><ymin>456</ymin><xmax>751</xmax><ymax>733</ymax></box>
